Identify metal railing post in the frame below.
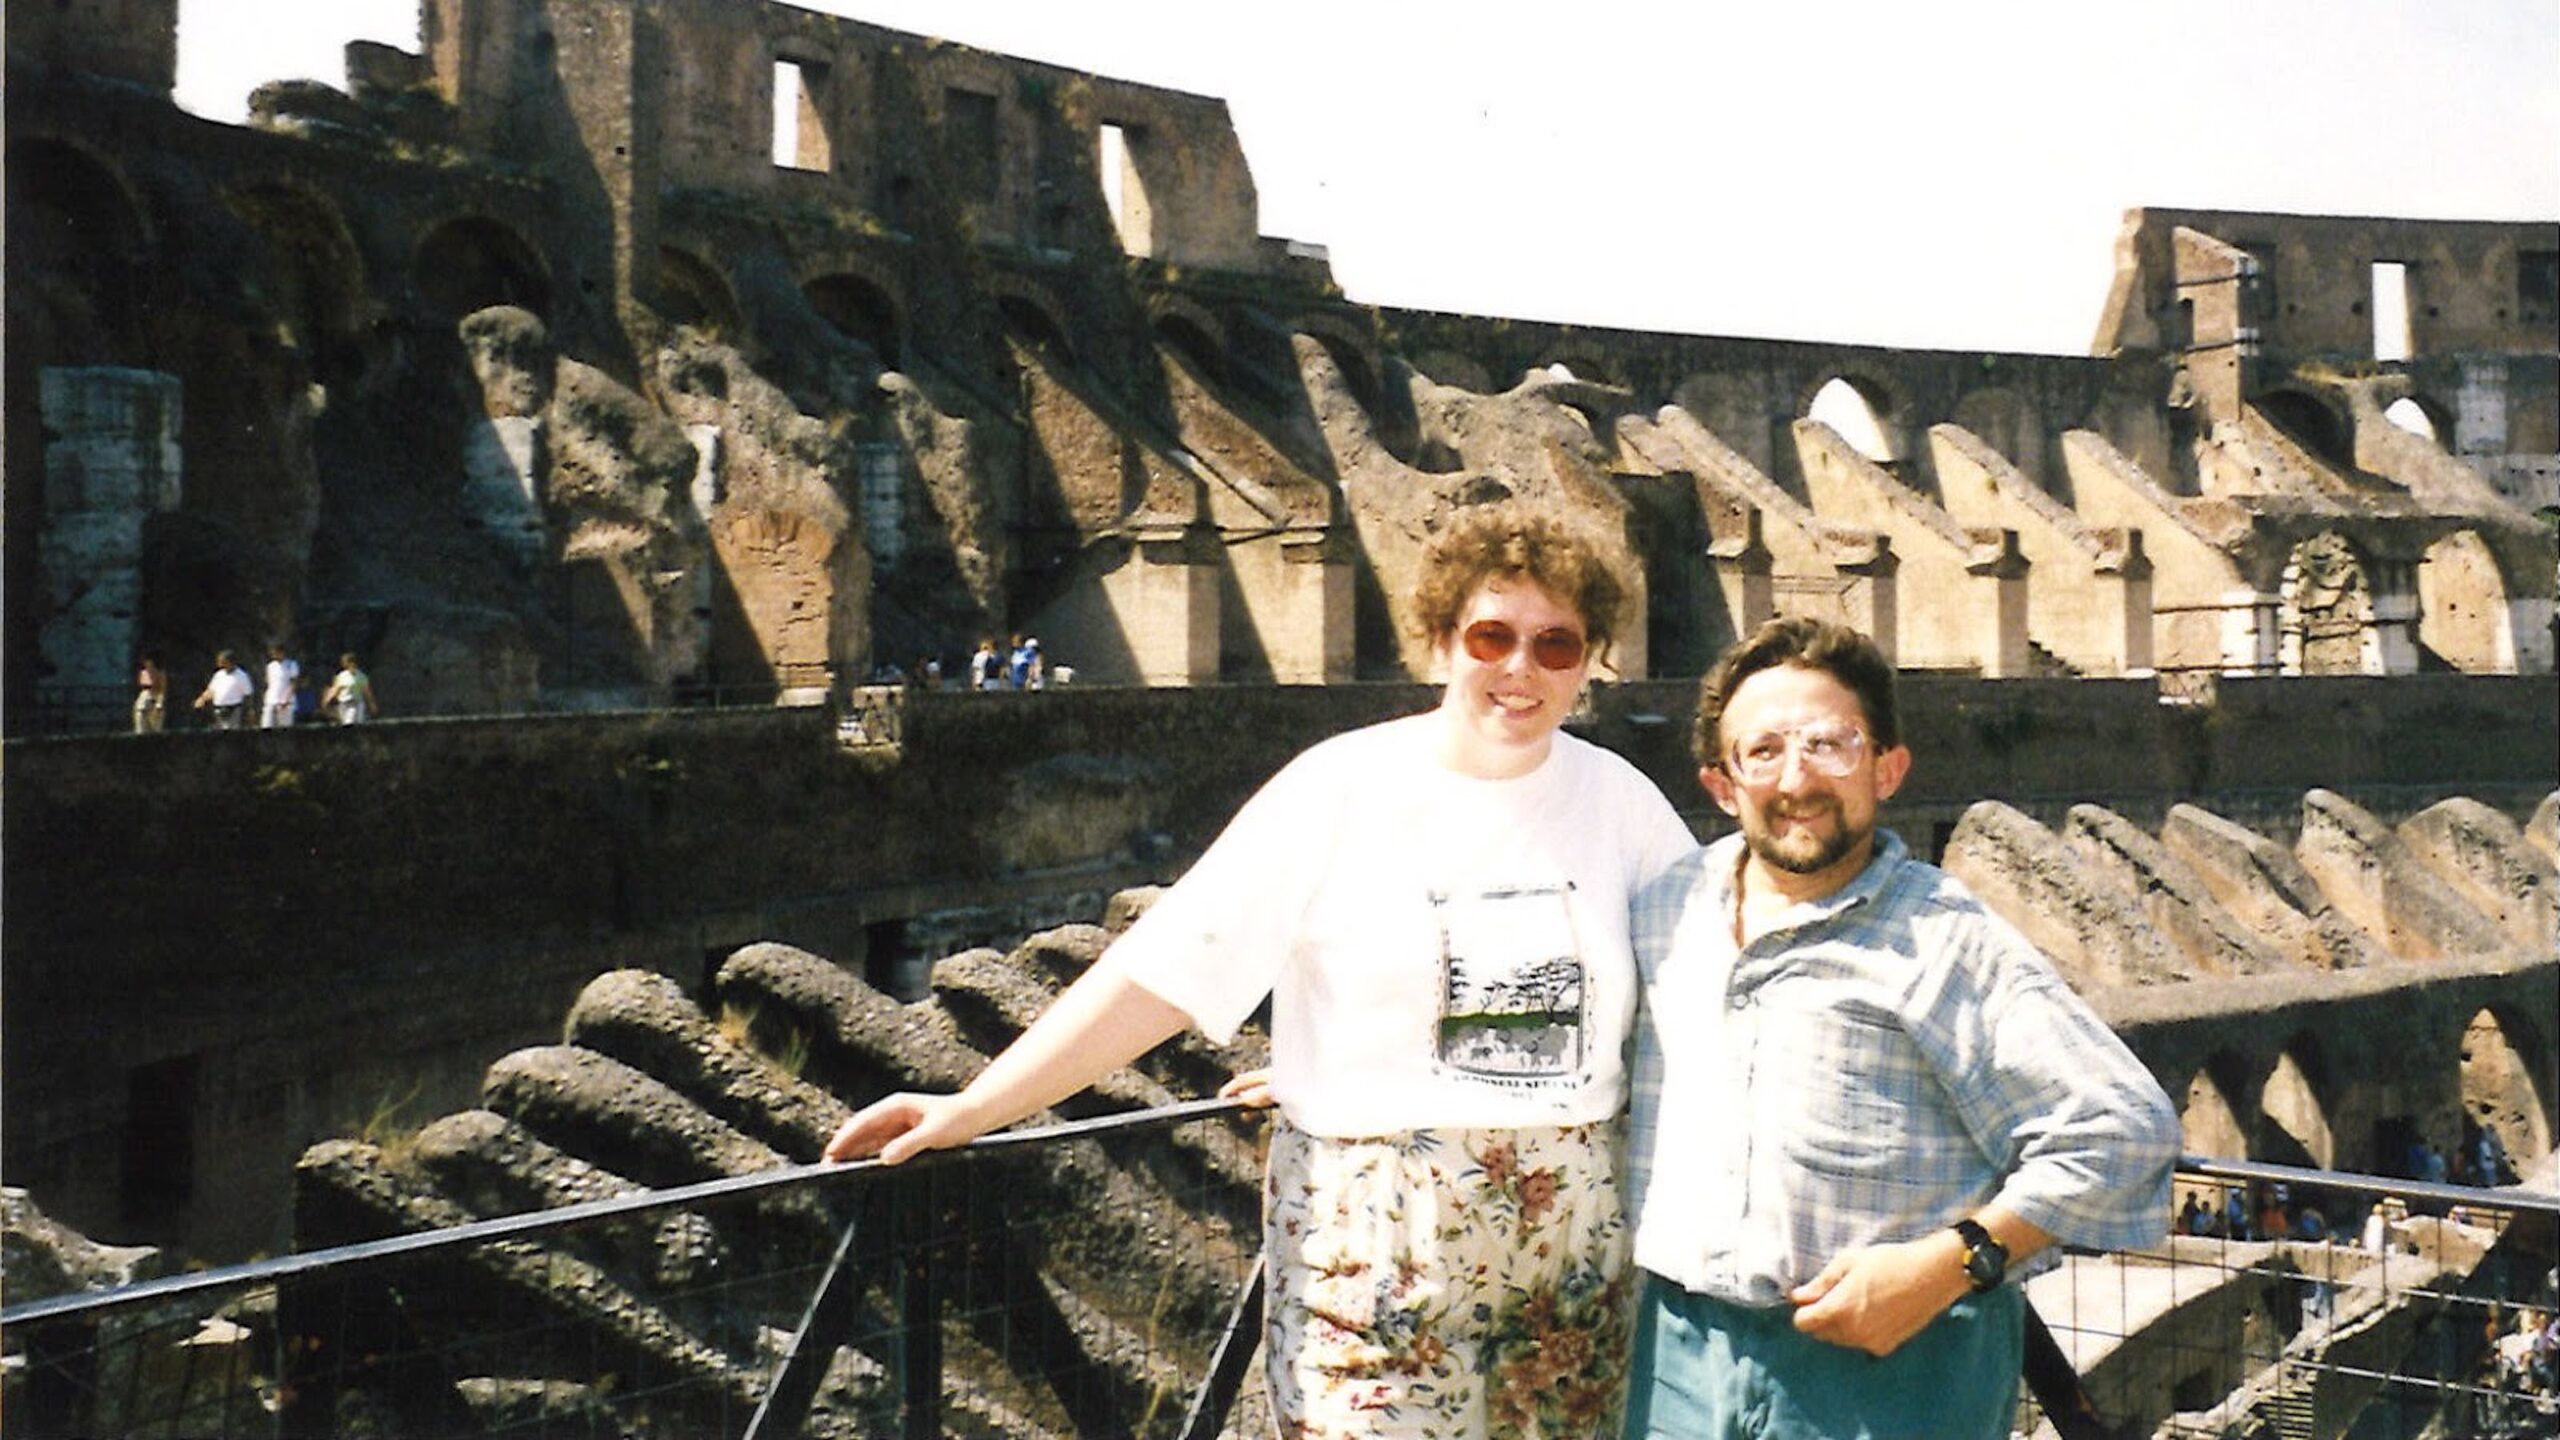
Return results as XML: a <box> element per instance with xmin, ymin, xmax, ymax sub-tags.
<box><xmin>744</xmin><ymin>1208</ymin><xmax>865</xmax><ymax>1440</ymax></box>
<box><xmin>895</xmin><ymin>1173</ymin><xmax>943</xmax><ymax>1440</ymax></box>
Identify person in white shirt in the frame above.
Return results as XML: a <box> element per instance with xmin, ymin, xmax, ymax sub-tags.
<box><xmin>261</xmin><ymin>644</ymin><xmax>302</xmax><ymax>728</ymax></box>
<box><xmin>827</xmin><ymin>500</ymin><xmax>1694</xmax><ymax>1438</ymax></box>
<box><xmin>193</xmin><ymin>651</ymin><xmax>255</xmax><ymax>729</ymax></box>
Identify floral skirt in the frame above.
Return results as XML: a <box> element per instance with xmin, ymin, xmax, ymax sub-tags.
<box><xmin>1265</xmin><ymin>1116</ymin><xmax>1633</xmax><ymax>1439</ymax></box>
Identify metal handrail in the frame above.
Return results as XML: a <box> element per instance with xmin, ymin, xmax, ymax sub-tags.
<box><xmin>0</xmin><ymin>1095</ymin><xmax>1253</xmax><ymax>1327</ymax></box>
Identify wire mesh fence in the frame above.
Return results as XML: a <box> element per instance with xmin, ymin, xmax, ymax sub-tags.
<box><xmin>3</xmin><ymin>1100</ymin><xmax>1264</xmax><ymax>1440</ymax></box>
<box><xmin>2021</xmin><ymin>1157</ymin><xmax>2559</xmax><ymax>1440</ymax></box>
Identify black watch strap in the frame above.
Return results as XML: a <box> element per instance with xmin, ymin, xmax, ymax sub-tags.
<box><xmin>1951</xmin><ymin>1218</ymin><xmax>2008</xmax><ymax>1292</ymax></box>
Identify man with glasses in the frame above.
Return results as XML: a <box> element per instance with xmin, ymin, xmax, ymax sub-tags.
<box><xmin>1622</xmin><ymin>617</ymin><xmax>2177</xmax><ymax>1440</ymax></box>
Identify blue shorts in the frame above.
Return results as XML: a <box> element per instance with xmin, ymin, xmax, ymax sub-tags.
<box><xmin>1625</xmin><ymin>1272</ymin><xmax>2021</xmax><ymax>1440</ymax></box>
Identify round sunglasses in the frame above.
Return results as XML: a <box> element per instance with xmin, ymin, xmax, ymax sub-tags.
<box><xmin>1460</xmin><ymin>619</ymin><xmax>1588</xmax><ymax>671</ymax></box>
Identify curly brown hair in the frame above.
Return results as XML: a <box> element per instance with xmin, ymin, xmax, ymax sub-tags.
<box><xmin>1410</xmin><ymin>500</ymin><xmax>1632</xmax><ymax>660</ymax></box>
<box><xmin>1691</xmin><ymin>616</ymin><xmax>1900</xmax><ymax>766</ymax></box>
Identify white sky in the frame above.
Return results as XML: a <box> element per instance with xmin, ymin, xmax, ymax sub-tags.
<box><xmin>174</xmin><ymin>0</ymin><xmax>2560</xmax><ymax>356</ymax></box>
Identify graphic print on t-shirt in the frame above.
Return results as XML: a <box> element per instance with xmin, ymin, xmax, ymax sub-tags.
<box><xmin>1429</xmin><ymin>883</ymin><xmax>1585</xmax><ymax>1086</ymax></box>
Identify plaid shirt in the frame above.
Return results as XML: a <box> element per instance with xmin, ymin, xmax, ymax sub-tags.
<box><xmin>1627</xmin><ymin>830</ymin><xmax>2177</xmax><ymax>1306</ymax></box>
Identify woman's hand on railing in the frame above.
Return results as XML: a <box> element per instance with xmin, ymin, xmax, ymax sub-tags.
<box><xmin>825</xmin><ymin>1092</ymin><xmax>988</xmax><ymax>1165</ymax></box>
<box><xmin>1216</xmin><ymin>1068</ymin><xmax>1276</xmax><ymax>1109</ymax></box>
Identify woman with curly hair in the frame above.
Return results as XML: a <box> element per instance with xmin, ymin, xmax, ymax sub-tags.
<box><xmin>828</xmin><ymin>498</ymin><xmax>1692</xmax><ymax>1438</ymax></box>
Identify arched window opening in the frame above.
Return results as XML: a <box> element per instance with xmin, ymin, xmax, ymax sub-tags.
<box><xmin>2417</xmin><ymin>530</ymin><xmax>2514</xmax><ymax>672</ymax></box>
<box><xmin>2181</xmin><ymin>1065</ymin><xmax>2246</xmax><ymax>1161</ymax></box>
<box><xmin>414</xmin><ymin>217</ymin><xmax>549</xmax><ymax>320</ymax></box>
<box><xmin>2258</xmin><ymin>1045</ymin><xmax>2333</xmax><ymax>1169</ymax></box>
<box><xmin>2280</xmin><ymin>532</ymin><xmax>2376</xmax><ymax>675</ymax></box>
<box><xmin>2382</xmin><ymin>396</ymin><xmax>2436</xmax><ymax>442</ymax></box>
<box><xmin>1807</xmin><ymin>377</ymin><xmax>1896</xmax><ymax>464</ymax></box>
<box><xmin>804</xmin><ymin>274</ymin><xmax>899</xmax><ymax>366</ymax></box>
<box><xmin>2460</xmin><ymin>1007</ymin><xmax>2551</xmax><ymax>1177</ymax></box>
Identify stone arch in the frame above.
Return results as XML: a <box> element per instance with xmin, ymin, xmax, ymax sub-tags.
<box><xmin>413</xmin><ymin>215</ymin><xmax>550</xmax><ymax>321</ymax></box>
<box><xmin>1540</xmin><ymin>352</ymin><xmax>1619</xmax><ymax>388</ymax></box>
<box><xmin>1407</xmin><ymin>349</ymin><xmax>1492</xmax><ymax>394</ymax></box>
<box><xmin>2280</xmin><ymin>530</ymin><xmax>2378</xmax><ymax>674</ymax></box>
<box><xmin>2255</xmin><ymin>387</ymin><xmax>2353</xmax><ymax>469</ymax></box>
<box><xmin>1803</xmin><ymin>372</ymin><xmax>1903</xmax><ymax>464</ymax></box>
<box><xmin>2179</xmin><ymin>1055</ymin><xmax>2251</xmax><ymax>1161</ymax></box>
<box><xmin>2416</xmin><ymin>528</ymin><xmax>2514</xmax><ymax>672</ymax></box>
<box><xmin>1292</xmin><ymin>313</ymin><xmax>1381</xmax><ymax>414</ymax></box>
<box><xmin>2382</xmin><ymin>393</ymin><xmax>2449</xmax><ymax>444</ymax></box>
<box><xmin>655</xmin><ymin>246</ymin><xmax>743</xmax><ymax>342</ymax></box>
<box><xmin>987</xmin><ymin>276</ymin><xmax>1073</xmax><ymax>359</ymax></box>
<box><xmin>2459</xmin><ymin>1004</ymin><xmax>2551</xmax><ymax>1175</ymax></box>
<box><xmin>227</xmin><ymin>182</ymin><xmax>370</xmax><ymax>382</ymax></box>
<box><xmin>1151</xmin><ymin>302</ymin><xmax>1224</xmax><ymax>386</ymax></box>
<box><xmin>803</xmin><ymin>271</ymin><xmax>901</xmax><ymax>366</ymax></box>
<box><xmin>2257</xmin><ymin>1032</ymin><xmax>2337</xmax><ymax>1169</ymax></box>
<box><xmin>6</xmin><ymin>136</ymin><xmax>153</xmax><ymax>356</ymax></box>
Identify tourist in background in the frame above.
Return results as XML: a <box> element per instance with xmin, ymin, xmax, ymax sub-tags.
<box><xmin>132</xmin><ymin>654</ymin><xmax>168</xmax><ymax>734</ymax></box>
<box><xmin>969</xmin><ymin>636</ymin><xmax>1001</xmax><ymax>690</ymax></box>
<box><xmin>321</xmin><ymin>653</ymin><xmax>376</xmax><ymax>724</ymax></box>
<box><xmin>261</xmin><ymin>644</ymin><xmax>302</xmax><ymax>729</ymax></box>
<box><xmin>827</xmin><ymin>500</ymin><xmax>1692</xmax><ymax>1437</ymax></box>
<box><xmin>193</xmin><ymin>650</ymin><xmax>254</xmax><ymax>729</ymax></box>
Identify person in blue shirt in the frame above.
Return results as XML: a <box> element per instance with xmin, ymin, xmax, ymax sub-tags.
<box><xmin>1624</xmin><ymin>618</ymin><xmax>2179</xmax><ymax>1440</ymax></box>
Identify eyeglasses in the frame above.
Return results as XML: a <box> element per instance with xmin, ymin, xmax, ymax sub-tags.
<box><xmin>1460</xmin><ymin>620</ymin><xmax>1588</xmax><ymax>671</ymax></box>
<box><xmin>1724</xmin><ymin>722</ymin><xmax>1869</xmax><ymax>785</ymax></box>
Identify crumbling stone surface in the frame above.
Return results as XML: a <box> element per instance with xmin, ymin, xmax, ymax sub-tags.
<box><xmin>1943</xmin><ymin>800</ymin><xmax>2188</xmax><ymax>988</ymax></box>
<box><xmin>1103</xmin><ymin>884</ymin><xmax>1167</xmax><ymax>933</ymax></box>
<box><xmin>2396</xmin><ymin>797</ymin><xmax>2556</xmax><ymax>954</ymax></box>
<box><xmin>0</xmin><ymin>1185</ymin><xmax>161</xmax><ymax>1302</ymax></box>
<box><xmin>482</xmin><ymin>1045</ymin><xmax>787</xmax><ymax>1189</ymax></box>
<box><xmin>407</xmin><ymin>1109</ymin><xmax>725</xmax><ymax>1289</ymax></box>
<box><xmin>292</xmin><ymin>1139</ymin><xmax>786</xmax><ymax>1436</ymax></box>
<box><xmin>2294</xmin><ymin>790</ymin><xmax>2512</xmax><ymax>961</ymax></box>
<box><xmin>272</xmin><ymin>919</ymin><xmax>1270</xmax><ymax>1439</ymax></box>
<box><xmin>2064</xmin><ymin>804</ymin><xmax>2291</xmax><ymax>977</ymax></box>
<box><xmin>564</xmin><ymin>968</ymin><xmax>845</xmax><ymax>1160</ymax></box>
<box><xmin>2527</xmin><ymin>792</ymin><xmax>2560</xmax><ymax>870</ymax></box>
<box><xmin>2160</xmin><ymin>802</ymin><xmax>2389</xmax><ymax>971</ymax></box>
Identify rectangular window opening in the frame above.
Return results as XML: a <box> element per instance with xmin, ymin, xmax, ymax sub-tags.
<box><xmin>945</xmin><ymin>88</ymin><xmax>1000</xmax><ymax>206</ymax></box>
<box><xmin>772</xmin><ymin>60</ymin><xmax>832</xmax><ymax>173</ymax></box>
<box><xmin>2519</xmin><ymin>250</ymin><xmax>2558</xmax><ymax>317</ymax></box>
<box><xmin>2371</xmin><ymin>261</ymin><xmax>2412</xmax><ymax>362</ymax></box>
<box><xmin>1099</xmin><ymin>122</ymin><xmax>1149</xmax><ymax>257</ymax></box>
<box><xmin>120</xmin><ymin>1054</ymin><xmax>201</xmax><ymax>1229</ymax></box>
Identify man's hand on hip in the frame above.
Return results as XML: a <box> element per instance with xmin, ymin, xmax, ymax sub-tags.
<box><xmin>1786</xmin><ymin>1231</ymin><xmax>1973</xmax><ymax>1357</ymax></box>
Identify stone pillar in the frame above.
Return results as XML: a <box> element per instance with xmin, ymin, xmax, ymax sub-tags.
<box><xmin>1710</xmin><ymin>508</ymin><xmax>1775</xmax><ymax>634</ymax></box>
<box><xmin>2227</xmin><ymin>589</ymin><xmax>2280</xmax><ymax>675</ymax></box>
<box><xmin>38</xmin><ymin>368</ymin><xmax>182</xmax><ymax>693</ymax></box>
<box><xmin>1127</xmin><ymin>527</ymin><xmax>1219</xmax><ymax>685</ymax></box>
<box><xmin>1833</xmin><ymin>535</ymin><xmax>1899</xmax><ymax>666</ymax></box>
<box><xmin>1279</xmin><ymin>528</ymin><xmax>1355</xmax><ymax>683</ymax></box>
<box><xmin>1965</xmin><ymin>529</ymin><xmax>2031</xmax><ymax>679</ymax></box>
<box><xmin>2369</xmin><ymin>557</ymin><xmax>2421</xmax><ymax>676</ymax></box>
<box><xmin>2095</xmin><ymin>529</ymin><xmax>2156</xmax><ymax>675</ymax></box>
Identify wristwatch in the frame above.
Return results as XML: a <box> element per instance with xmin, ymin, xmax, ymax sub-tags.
<box><xmin>1950</xmin><ymin>1218</ymin><xmax>2009</xmax><ymax>1293</ymax></box>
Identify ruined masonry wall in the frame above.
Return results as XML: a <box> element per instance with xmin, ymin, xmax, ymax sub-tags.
<box><xmin>37</xmin><ymin>368</ymin><xmax>181</xmax><ymax>693</ymax></box>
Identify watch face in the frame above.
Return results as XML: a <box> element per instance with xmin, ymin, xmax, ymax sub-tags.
<box><xmin>1965</xmin><ymin>1243</ymin><xmax>2006</xmax><ymax>1289</ymax></box>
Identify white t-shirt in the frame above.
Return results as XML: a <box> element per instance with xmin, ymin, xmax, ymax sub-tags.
<box><xmin>1103</xmin><ymin>713</ymin><xmax>1696</xmax><ymax>1137</ymax></box>
<box><xmin>264</xmin><ymin>658</ymin><xmax>300</xmax><ymax>706</ymax></box>
<box><xmin>206</xmin><ymin>667</ymin><xmax>255</xmax><ymax>707</ymax></box>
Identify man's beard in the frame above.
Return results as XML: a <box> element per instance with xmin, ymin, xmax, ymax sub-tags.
<box><xmin>1743</xmin><ymin>800</ymin><xmax>1867</xmax><ymax>875</ymax></box>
